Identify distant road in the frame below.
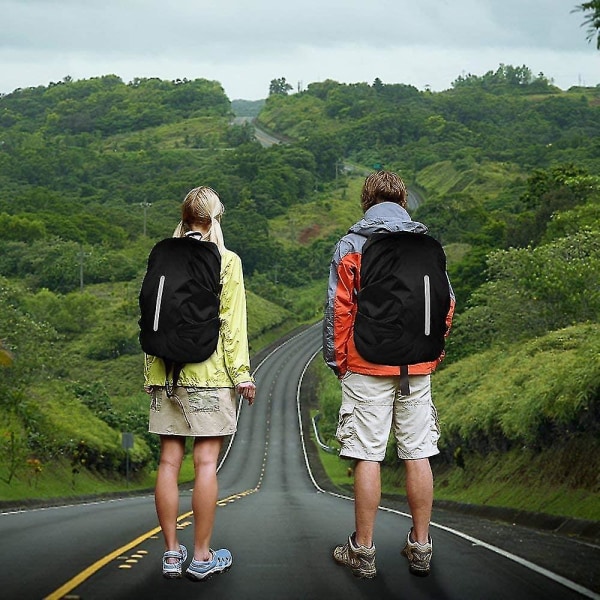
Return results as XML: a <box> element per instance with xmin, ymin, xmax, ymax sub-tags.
<box><xmin>0</xmin><ymin>324</ymin><xmax>597</xmax><ymax>599</ymax></box>
<box><xmin>232</xmin><ymin>117</ymin><xmax>421</xmax><ymax>209</ymax></box>
<box><xmin>232</xmin><ymin>116</ymin><xmax>282</xmax><ymax>147</ymax></box>
<box><xmin>407</xmin><ymin>189</ymin><xmax>421</xmax><ymax>210</ymax></box>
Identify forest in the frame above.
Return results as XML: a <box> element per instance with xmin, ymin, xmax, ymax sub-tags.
<box><xmin>0</xmin><ymin>66</ymin><xmax>598</xmax><ymax>517</ymax></box>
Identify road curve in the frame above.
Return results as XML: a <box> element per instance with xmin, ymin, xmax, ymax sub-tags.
<box><xmin>0</xmin><ymin>324</ymin><xmax>596</xmax><ymax>599</ymax></box>
<box><xmin>233</xmin><ymin>117</ymin><xmax>422</xmax><ymax>210</ymax></box>
<box><xmin>232</xmin><ymin>116</ymin><xmax>283</xmax><ymax>148</ymax></box>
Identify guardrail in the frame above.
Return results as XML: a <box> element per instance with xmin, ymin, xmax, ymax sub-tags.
<box><xmin>312</xmin><ymin>413</ymin><xmax>337</xmax><ymax>454</ymax></box>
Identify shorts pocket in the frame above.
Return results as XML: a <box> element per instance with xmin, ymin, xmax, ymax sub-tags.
<box><xmin>187</xmin><ymin>388</ymin><xmax>220</xmax><ymax>413</ymax></box>
<box><xmin>336</xmin><ymin>404</ymin><xmax>355</xmax><ymax>444</ymax></box>
<box><xmin>150</xmin><ymin>387</ymin><xmax>161</xmax><ymax>411</ymax></box>
<box><xmin>341</xmin><ymin>369</ymin><xmax>354</xmax><ymax>381</ymax></box>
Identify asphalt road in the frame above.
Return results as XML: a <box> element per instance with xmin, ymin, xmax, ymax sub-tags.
<box><xmin>0</xmin><ymin>324</ymin><xmax>598</xmax><ymax>599</ymax></box>
<box><xmin>232</xmin><ymin>116</ymin><xmax>283</xmax><ymax>147</ymax></box>
<box><xmin>231</xmin><ymin>117</ymin><xmax>422</xmax><ymax>213</ymax></box>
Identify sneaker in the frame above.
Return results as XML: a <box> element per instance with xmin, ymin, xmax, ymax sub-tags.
<box><xmin>401</xmin><ymin>529</ymin><xmax>432</xmax><ymax>576</ymax></box>
<box><xmin>162</xmin><ymin>544</ymin><xmax>188</xmax><ymax>579</ymax></box>
<box><xmin>333</xmin><ymin>533</ymin><xmax>376</xmax><ymax>578</ymax></box>
<box><xmin>185</xmin><ymin>548</ymin><xmax>233</xmax><ymax>581</ymax></box>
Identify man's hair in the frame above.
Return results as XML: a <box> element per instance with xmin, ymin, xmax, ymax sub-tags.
<box><xmin>361</xmin><ymin>171</ymin><xmax>408</xmax><ymax>212</ymax></box>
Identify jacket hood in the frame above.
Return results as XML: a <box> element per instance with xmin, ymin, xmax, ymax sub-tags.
<box><xmin>348</xmin><ymin>202</ymin><xmax>428</xmax><ymax>236</ymax></box>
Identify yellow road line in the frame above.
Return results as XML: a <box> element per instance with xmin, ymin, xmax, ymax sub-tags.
<box><xmin>44</xmin><ymin>490</ymin><xmax>255</xmax><ymax>600</ymax></box>
<box><xmin>44</xmin><ymin>524</ymin><xmax>162</xmax><ymax>600</ymax></box>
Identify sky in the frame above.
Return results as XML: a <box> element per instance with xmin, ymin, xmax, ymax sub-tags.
<box><xmin>0</xmin><ymin>0</ymin><xmax>598</xmax><ymax>101</ymax></box>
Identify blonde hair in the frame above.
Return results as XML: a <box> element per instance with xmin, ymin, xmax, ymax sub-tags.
<box><xmin>361</xmin><ymin>171</ymin><xmax>408</xmax><ymax>212</ymax></box>
<box><xmin>173</xmin><ymin>186</ymin><xmax>226</xmax><ymax>253</ymax></box>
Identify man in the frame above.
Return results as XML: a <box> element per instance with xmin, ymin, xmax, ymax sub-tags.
<box><xmin>323</xmin><ymin>170</ymin><xmax>455</xmax><ymax>578</ymax></box>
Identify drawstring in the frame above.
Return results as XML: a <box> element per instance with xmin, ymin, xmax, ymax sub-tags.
<box><xmin>170</xmin><ymin>391</ymin><xmax>192</xmax><ymax>428</ymax></box>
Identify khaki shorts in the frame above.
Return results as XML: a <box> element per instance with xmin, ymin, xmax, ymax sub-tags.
<box><xmin>336</xmin><ymin>372</ymin><xmax>440</xmax><ymax>461</ymax></box>
<box><xmin>148</xmin><ymin>386</ymin><xmax>238</xmax><ymax>437</ymax></box>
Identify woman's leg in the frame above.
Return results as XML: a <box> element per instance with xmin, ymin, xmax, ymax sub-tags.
<box><xmin>191</xmin><ymin>436</ymin><xmax>223</xmax><ymax>561</ymax></box>
<box><xmin>155</xmin><ymin>435</ymin><xmax>186</xmax><ymax>555</ymax></box>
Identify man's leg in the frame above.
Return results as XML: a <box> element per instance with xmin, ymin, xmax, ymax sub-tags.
<box><xmin>333</xmin><ymin>372</ymin><xmax>393</xmax><ymax>578</ymax></box>
<box><xmin>393</xmin><ymin>374</ymin><xmax>437</xmax><ymax>544</ymax></box>
<box><xmin>354</xmin><ymin>459</ymin><xmax>380</xmax><ymax>548</ymax></box>
<box><xmin>405</xmin><ymin>457</ymin><xmax>433</xmax><ymax>544</ymax></box>
<box><xmin>333</xmin><ymin>457</ymin><xmax>379</xmax><ymax>578</ymax></box>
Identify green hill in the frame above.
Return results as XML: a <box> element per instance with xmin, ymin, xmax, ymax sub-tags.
<box><xmin>0</xmin><ymin>68</ymin><xmax>598</xmax><ymax>519</ymax></box>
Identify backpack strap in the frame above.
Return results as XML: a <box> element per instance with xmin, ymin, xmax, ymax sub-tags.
<box><xmin>399</xmin><ymin>365</ymin><xmax>410</xmax><ymax>396</ymax></box>
<box><xmin>163</xmin><ymin>360</ymin><xmax>184</xmax><ymax>398</ymax></box>
<box><xmin>162</xmin><ymin>360</ymin><xmax>191</xmax><ymax>428</ymax></box>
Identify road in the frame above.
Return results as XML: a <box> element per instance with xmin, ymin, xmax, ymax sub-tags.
<box><xmin>232</xmin><ymin>116</ymin><xmax>283</xmax><ymax>147</ymax></box>
<box><xmin>0</xmin><ymin>324</ymin><xmax>598</xmax><ymax>599</ymax></box>
<box><xmin>232</xmin><ymin>117</ymin><xmax>421</xmax><ymax>210</ymax></box>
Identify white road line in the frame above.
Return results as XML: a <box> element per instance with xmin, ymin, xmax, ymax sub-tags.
<box><xmin>295</xmin><ymin>340</ymin><xmax>600</xmax><ymax>600</ymax></box>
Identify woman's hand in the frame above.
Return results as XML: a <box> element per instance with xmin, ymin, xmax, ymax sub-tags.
<box><xmin>236</xmin><ymin>381</ymin><xmax>256</xmax><ymax>405</ymax></box>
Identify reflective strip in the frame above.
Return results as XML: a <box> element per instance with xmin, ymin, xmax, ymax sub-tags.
<box><xmin>424</xmin><ymin>275</ymin><xmax>431</xmax><ymax>336</ymax></box>
<box><xmin>153</xmin><ymin>275</ymin><xmax>165</xmax><ymax>332</ymax></box>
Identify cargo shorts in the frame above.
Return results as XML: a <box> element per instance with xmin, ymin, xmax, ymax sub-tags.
<box><xmin>336</xmin><ymin>372</ymin><xmax>440</xmax><ymax>461</ymax></box>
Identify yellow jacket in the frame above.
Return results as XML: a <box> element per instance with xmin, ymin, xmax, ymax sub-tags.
<box><xmin>144</xmin><ymin>249</ymin><xmax>253</xmax><ymax>388</ymax></box>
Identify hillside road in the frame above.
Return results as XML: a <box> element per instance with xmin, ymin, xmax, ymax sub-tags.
<box><xmin>0</xmin><ymin>324</ymin><xmax>597</xmax><ymax>599</ymax></box>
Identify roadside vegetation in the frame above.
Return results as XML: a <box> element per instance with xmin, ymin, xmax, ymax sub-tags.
<box><xmin>0</xmin><ymin>67</ymin><xmax>598</xmax><ymax>519</ymax></box>
<box><xmin>311</xmin><ymin>323</ymin><xmax>600</xmax><ymax>521</ymax></box>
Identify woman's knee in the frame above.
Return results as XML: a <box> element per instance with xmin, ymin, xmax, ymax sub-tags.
<box><xmin>159</xmin><ymin>436</ymin><xmax>185</xmax><ymax>469</ymax></box>
<box><xmin>193</xmin><ymin>437</ymin><xmax>222</xmax><ymax>470</ymax></box>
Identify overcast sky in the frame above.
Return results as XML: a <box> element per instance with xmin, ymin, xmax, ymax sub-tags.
<box><xmin>1</xmin><ymin>0</ymin><xmax>598</xmax><ymax>100</ymax></box>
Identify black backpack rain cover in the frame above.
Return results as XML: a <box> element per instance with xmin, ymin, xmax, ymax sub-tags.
<box><xmin>354</xmin><ymin>232</ymin><xmax>450</xmax><ymax>366</ymax></box>
<box><xmin>139</xmin><ymin>237</ymin><xmax>221</xmax><ymax>367</ymax></box>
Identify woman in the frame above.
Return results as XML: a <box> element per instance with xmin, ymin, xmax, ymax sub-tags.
<box><xmin>144</xmin><ymin>186</ymin><xmax>256</xmax><ymax>581</ymax></box>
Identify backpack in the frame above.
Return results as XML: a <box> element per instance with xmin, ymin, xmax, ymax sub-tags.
<box><xmin>353</xmin><ymin>231</ymin><xmax>450</xmax><ymax>367</ymax></box>
<box><xmin>139</xmin><ymin>236</ymin><xmax>221</xmax><ymax>393</ymax></box>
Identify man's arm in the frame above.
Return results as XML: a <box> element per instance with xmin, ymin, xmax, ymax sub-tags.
<box><xmin>323</xmin><ymin>239</ymin><xmax>359</xmax><ymax>378</ymax></box>
<box><xmin>445</xmin><ymin>274</ymin><xmax>456</xmax><ymax>337</ymax></box>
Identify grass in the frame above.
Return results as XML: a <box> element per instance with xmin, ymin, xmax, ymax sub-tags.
<box><xmin>102</xmin><ymin>116</ymin><xmax>232</xmax><ymax>151</ymax></box>
<box><xmin>0</xmin><ymin>457</ymin><xmax>155</xmax><ymax>504</ymax></box>
<box><xmin>309</xmin><ymin>324</ymin><xmax>600</xmax><ymax>523</ymax></box>
<box><xmin>415</xmin><ymin>159</ymin><xmax>525</xmax><ymax>205</ymax></box>
<box><xmin>444</xmin><ymin>242</ymin><xmax>472</xmax><ymax>265</ymax></box>
<box><xmin>269</xmin><ymin>175</ymin><xmax>364</xmax><ymax>248</ymax></box>
<box><xmin>312</xmin><ymin>441</ymin><xmax>600</xmax><ymax>522</ymax></box>
<box><xmin>319</xmin><ymin>450</ymin><xmax>353</xmax><ymax>487</ymax></box>
<box><xmin>3</xmin><ymin>226</ymin><xmax>597</xmax><ymax>524</ymax></box>
<box><xmin>431</xmin><ymin>441</ymin><xmax>600</xmax><ymax>521</ymax></box>
<box><xmin>0</xmin><ymin>442</ymin><xmax>198</xmax><ymax>506</ymax></box>
<box><xmin>434</xmin><ymin>324</ymin><xmax>600</xmax><ymax>446</ymax></box>
<box><xmin>246</xmin><ymin>289</ymin><xmax>292</xmax><ymax>338</ymax></box>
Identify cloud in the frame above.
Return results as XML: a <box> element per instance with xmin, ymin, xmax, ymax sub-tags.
<box><xmin>0</xmin><ymin>0</ymin><xmax>597</xmax><ymax>99</ymax></box>
<box><xmin>2</xmin><ymin>0</ymin><xmax>588</xmax><ymax>52</ymax></box>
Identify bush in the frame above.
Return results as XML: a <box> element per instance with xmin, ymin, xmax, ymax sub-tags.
<box><xmin>435</xmin><ymin>323</ymin><xmax>600</xmax><ymax>452</ymax></box>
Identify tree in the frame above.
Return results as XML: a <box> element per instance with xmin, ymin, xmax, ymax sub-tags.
<box><xmin>372</xmin><ymin>78</ymin><xmax>384</xmax><ymax>94</ymax></box>
<box><xmin>0</xmin><ymin>278</ymin><xmax>59</xmax><ymax>406</ymax></box>
<box><xmin>448</xmin><ymin>228</ymin><xmax>600</xmax><ymax>360</ymax></box>
<box><xmin>574</xmin><ymin>1</ymin><xmax>600</xmax><ymax>48</ymax></box>
<box><xmin>269</xmin><ymin>77</ymin><xmax>293</xmax><ymax>96</ymax></box>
